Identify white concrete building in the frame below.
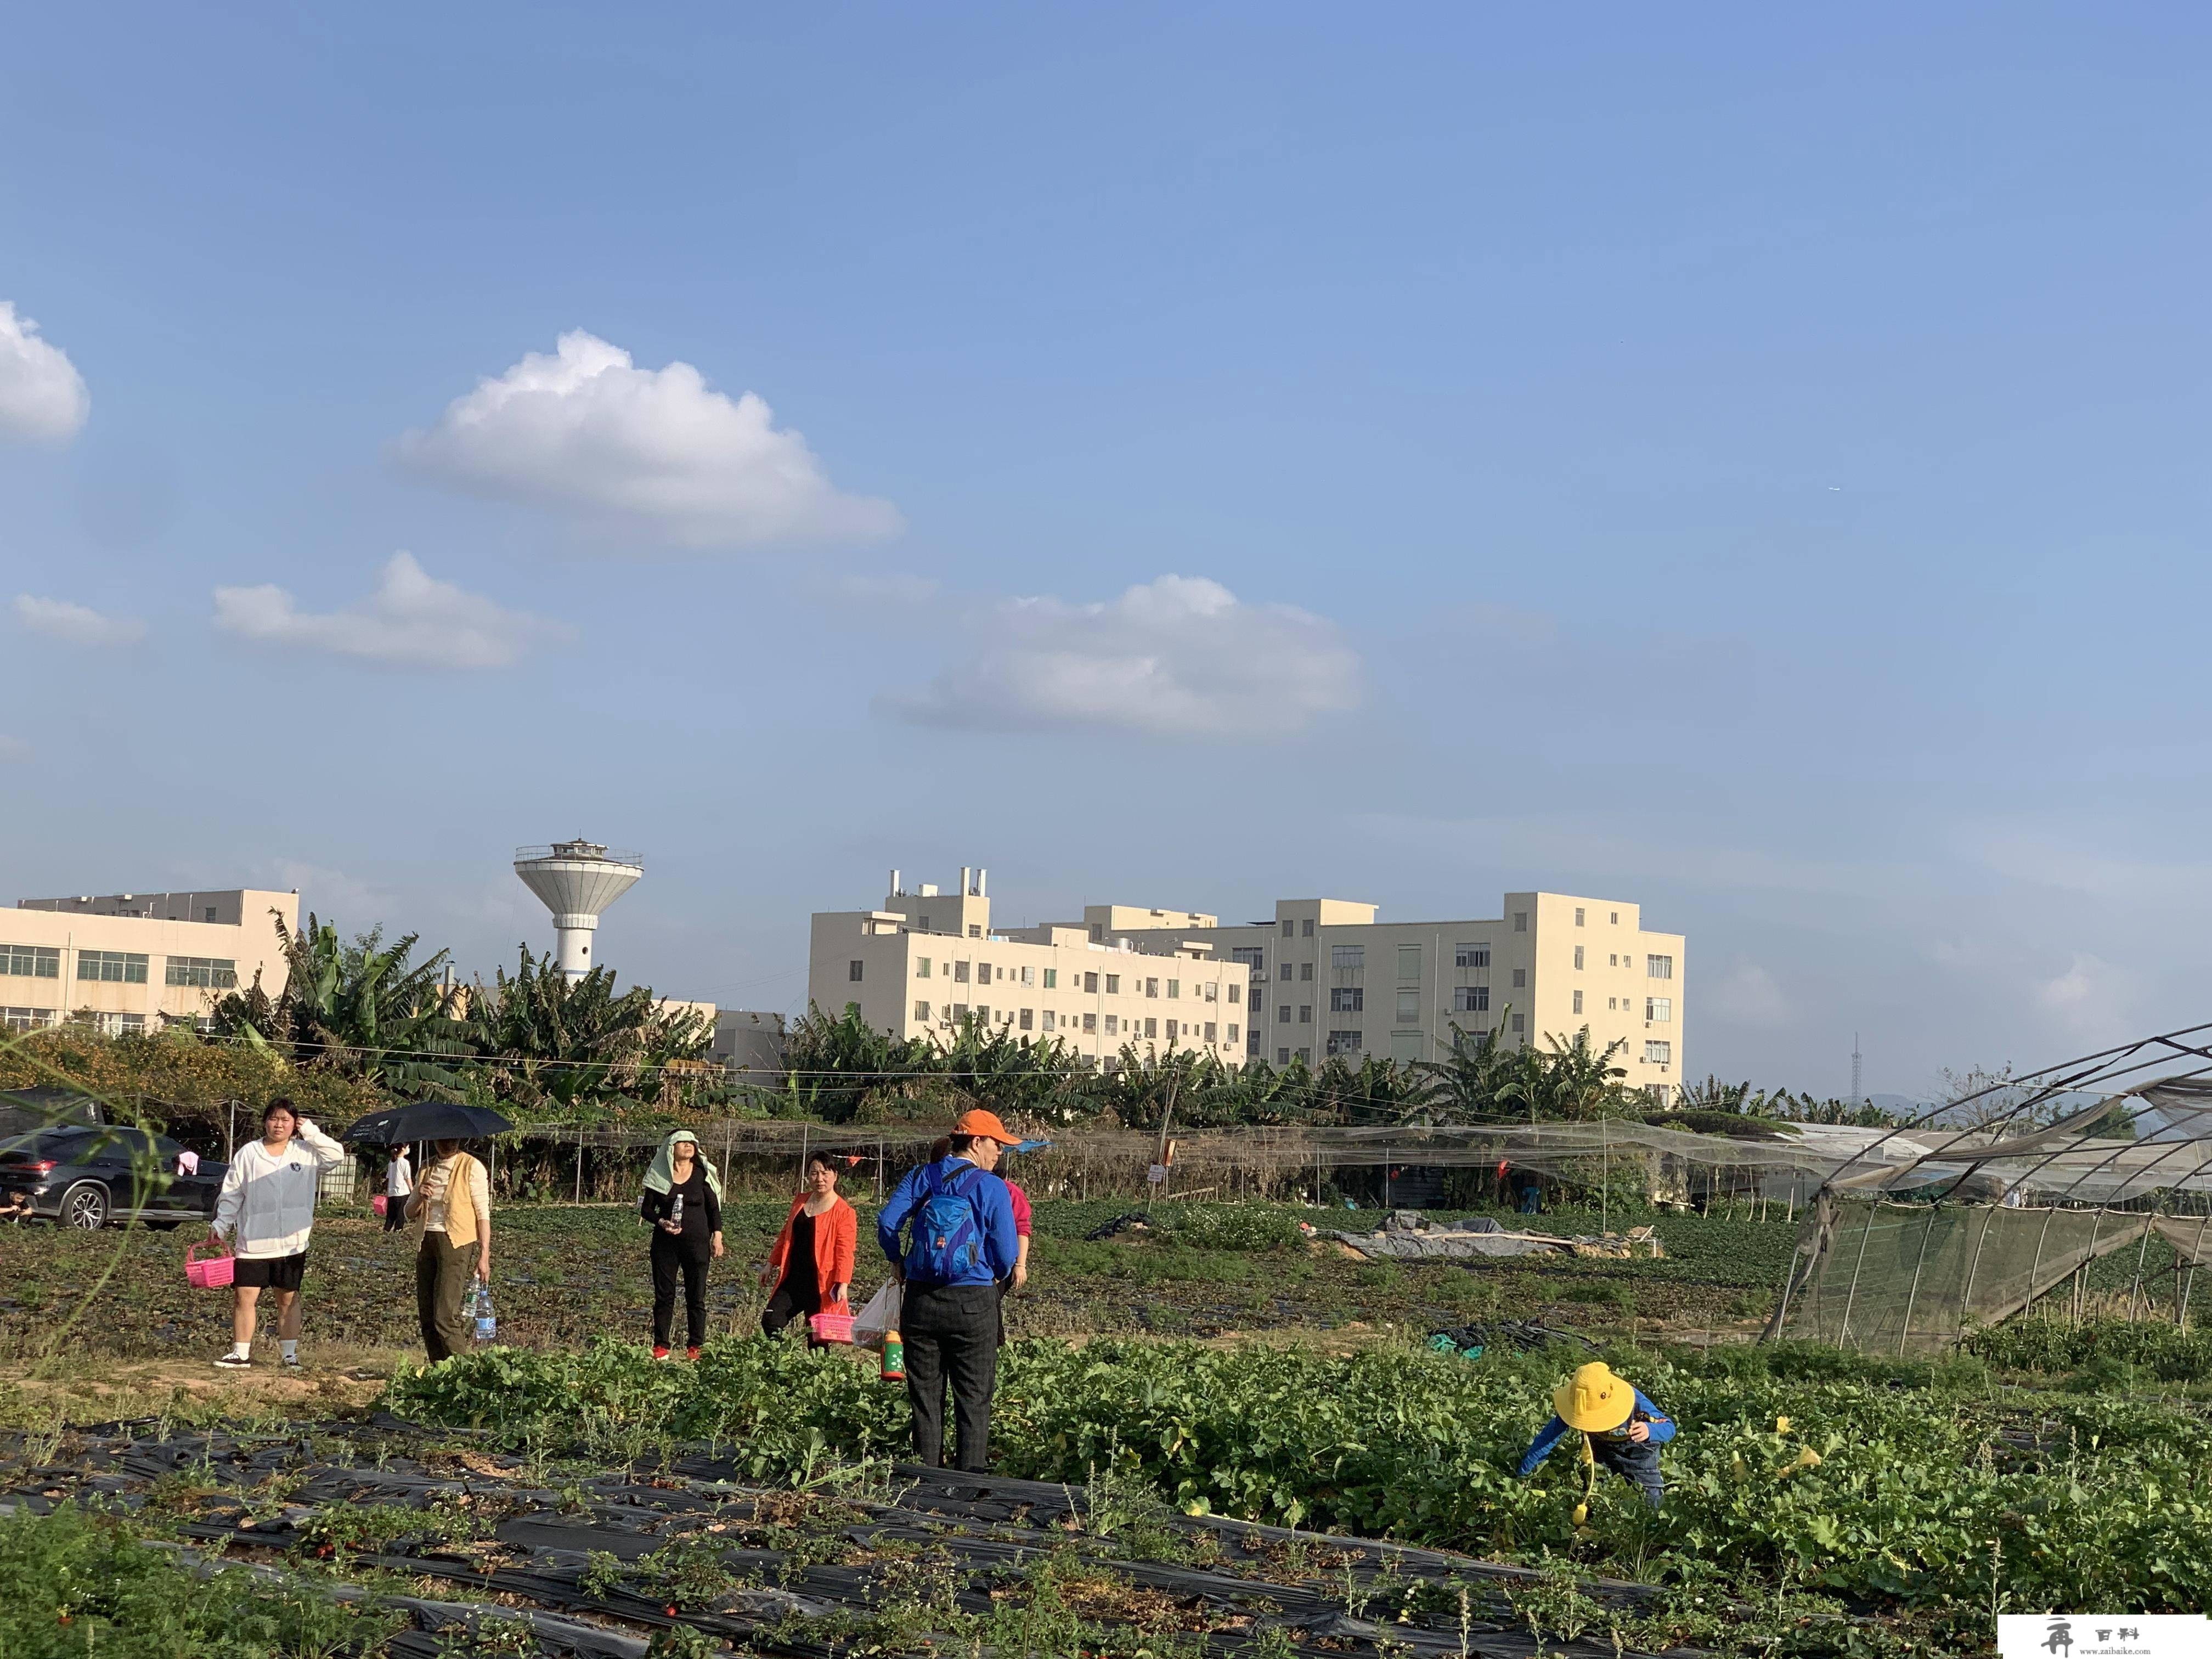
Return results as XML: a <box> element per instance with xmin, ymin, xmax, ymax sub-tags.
<box><xmin>806</xmin><ymin>867</ymin><xmax>1251</xmax><ymax>1069</ymax></box>
<box><xmin>7</xmin><ymin>888</ymin><xmax>299</xmax><ymax>1034</ymax></box>
<box><xmin>1105</xmin><ymin>891</ymin><xmax>1686</xmax><ymax>1102</ymax></box>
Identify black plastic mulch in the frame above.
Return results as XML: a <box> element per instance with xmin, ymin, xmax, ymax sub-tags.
<box><xmin>1</xmin><ymin>1418</ymin><xmax>1699</xmax><ymax>1659</ymax></box>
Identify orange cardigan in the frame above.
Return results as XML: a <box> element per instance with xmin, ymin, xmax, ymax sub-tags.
<box><xmin>766</xmin><ymin>1193</ymin><xmax>856</xmax><ymax>1308</ymax></box>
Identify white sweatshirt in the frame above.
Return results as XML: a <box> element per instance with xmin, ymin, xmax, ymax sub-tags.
<box><xmin>213</xmin><ymin>1119</ymin><xmax>347</xmax><ymax>1258</ymax></box>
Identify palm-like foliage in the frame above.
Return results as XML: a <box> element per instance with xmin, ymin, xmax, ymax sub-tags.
<box><xmin>212</xmin><ymin>912</ymin><xmax>470</xmax><ymax>1093</ymax></box>
<box><xmin>459</xmin><ymin>948</ymin><xmax>714</xmax><ymax>1118</ymax></box>
<box><xmin>1408</xmin><ymin>1019</ymin><xmax>1527</xmax><ymax>1123</ymax></box>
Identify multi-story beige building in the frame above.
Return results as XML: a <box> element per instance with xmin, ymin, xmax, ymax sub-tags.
<box><xmin>1105</xmin><ymin>891</ymin><xmax>1685</xmax><ymax>1102</ymax></box>
<box><xmin>806</xmin><ymin>867</ymin><xmax>1251</xmax><ymax>1068</ymax></box>
<box><xmin>5</xmin><ymin>888</ymin><xmax>299</xmax><ymax>1034</ymax></box>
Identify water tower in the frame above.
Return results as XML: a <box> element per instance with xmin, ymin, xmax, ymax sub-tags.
<box><xmin>513</xmin><ymin>840</ymin><xmax>644</xmax><ymax>979</ymax></box>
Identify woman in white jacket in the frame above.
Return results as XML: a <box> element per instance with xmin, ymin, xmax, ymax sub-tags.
<box><xmin>207</xmin><ymin>1098</ymin><xmax>346</xmax><ymax>1369</ymax></box>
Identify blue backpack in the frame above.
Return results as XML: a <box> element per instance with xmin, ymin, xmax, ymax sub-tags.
<box><xmin>905</xmin><ymin>1160</ymin><xmax>988</xmax><ymax>1285</ymax></box>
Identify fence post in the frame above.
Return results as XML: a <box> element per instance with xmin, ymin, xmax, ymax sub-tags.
<box><xmin>574</xmin><ymin>1119</ymin><xmax>584</xmax><ymax>1205</ymax></box>
<box><xmin>1837</xmin><ymin>1202</ymin><xmax>1879</xmax><ymax>1349</ymax></box>
<box><xmin>1897</xmin><ymin>1204</ymin><xmax>1943</xmax><ymax>1356</ymax></box>
<box><xmin>721</xmin><ymin>1121</ymin><xmax>733</xmax><ymax>1194</ymax></box>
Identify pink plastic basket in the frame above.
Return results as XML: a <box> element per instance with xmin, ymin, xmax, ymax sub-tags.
<box><xmin>185</xmin><ymin>1244</ymin><xmax>235</xmax><ymax>1290</ymax></box>
<box><xmin>809</xmin><ymin>1311</ymin><xmax>855</xmax><ymax>1344</ymax></box>
<box><xmin>371</xmin><ymin>1194</ymin><xmax>388</xmax><ymax>1217</ymax></box>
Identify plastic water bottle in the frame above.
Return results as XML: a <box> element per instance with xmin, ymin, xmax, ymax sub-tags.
<box><xmin>669</xmin><ymin>1193</ymin><xmax>685</xmax><ymax>1231</ymax></box>
<box><xmin>472</xmin><ymin>1280</ymin><xmax>497</xmax><ymax>1342</ymax></box>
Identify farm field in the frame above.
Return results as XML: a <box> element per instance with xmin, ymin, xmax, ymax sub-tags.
<box><xmin>5</xmin><ymin>1198</ymin><xmax>2210</xmax><ymax>1657</ymax></box>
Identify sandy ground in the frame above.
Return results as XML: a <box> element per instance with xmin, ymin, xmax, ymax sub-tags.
<box><xmin>0</xmin><ymin>1341</ymin><xmax>419</xmax><ymax>1426</ymax></box>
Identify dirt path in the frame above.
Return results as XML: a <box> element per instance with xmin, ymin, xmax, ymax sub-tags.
<box><xmin>0</xmin><ymin>1342</ymin><xmax>417</xmax><ymax>1425</ymax></box>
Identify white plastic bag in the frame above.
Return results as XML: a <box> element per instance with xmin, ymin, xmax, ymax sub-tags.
<box><xmin>850</xmin><ymin>1282</ymin><xmax>901</xmax><ymax>1351</ymax></box>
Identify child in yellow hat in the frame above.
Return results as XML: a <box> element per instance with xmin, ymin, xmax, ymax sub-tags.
<box><xmin>1516</xmin><ymin>1361</ymin><xmax>1674</xmax><ymax>1508</ymax></box>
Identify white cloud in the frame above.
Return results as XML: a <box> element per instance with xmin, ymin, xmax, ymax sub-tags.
<box><xmin>885</xmin><ymin>574</ymin><xmax>1361</xmax><ymax>739</ymax></box>
<box><xmin>213</xmin><ymin>552</ymin><xmax>573</xmax><ymax>669</ymax></box>
<box><xmin>0</xmin><ymin>302</ymin><xmax>89</xmax><ymax>443</ymax></box>
<box><xmin>0</xmin><ymin>735</ymin><xmax>29</xmax><ymax>763</ymax></box>
<box><xmin>393</xmin><ymin>330</ymin><xmax>900</xmax><ymax>548</ymax></box>
<box><xmin>13</xmin><ymin>595</ymin><xmax>146</xmax><ymax>647</ymax></box>
<box><xmin>1708</xmin><ymin>960</ymin><xmax>1791</xmax><ymax>1028</ymax></box>
<box><xmin>2036</xmin><ymin>951</ymin><xmax>2134</xmax><ymax>1041</ymax></box>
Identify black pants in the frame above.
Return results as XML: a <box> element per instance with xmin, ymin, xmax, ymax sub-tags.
<box><xmin>382</xmin><ymin>1197</ymin><xmax>409</xmax><ymax>1232</ymax></box>
<box><xmin>651</xmin><ymin>1237</ymin><xmax>711</xmax><ymax>1350</ymax></box>
<box><xmin>902</xmin><ymin>1283</ymin><xmax>999</xmax><ymax>1471</ymax></box>
<box><xmin>761</xmin><ymin>1274</ymin><xmax>822</xmax><ymax>1344</ymax></box>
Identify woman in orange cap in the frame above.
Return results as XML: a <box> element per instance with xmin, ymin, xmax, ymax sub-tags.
<box><xmin>1516</xmin><ymin>1361</ymin><xmax>1675</xmax><ymax>1507</ymax></box>
<box><xmin>876</xmin><ymin>1108</ymin><xmax>1020</xmax><ymax>1471</ymax></box>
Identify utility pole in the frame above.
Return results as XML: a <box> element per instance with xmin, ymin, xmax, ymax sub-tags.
<box><xmin>1851</xmin><ymin>1032</ymin><xmax>1864</xmax><ymax>1106</ymax></box>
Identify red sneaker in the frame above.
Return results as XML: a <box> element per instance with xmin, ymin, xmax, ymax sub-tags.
<box><xmin>652</xmin><ymin>1346</ymin><xmax>671</xmax><ymax>1361</ymax></box>
<box><xmin>685</xmin><ymin>1346</ymin><xmax>701</xmax><ymax>1362</ymax></box>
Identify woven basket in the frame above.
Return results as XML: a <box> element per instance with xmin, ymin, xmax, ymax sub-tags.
<box><xmin>185</xmin><ymin>1244</ymin><xmax>235</xmax><ymax>1290</ymax></box>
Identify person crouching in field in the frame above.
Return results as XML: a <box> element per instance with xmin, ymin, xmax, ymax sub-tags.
<box><xmin>759</xmin><ymin>1150</ymin><xmax>853</xmax><ymax>1347</ymax></box>
<box><xmin>207</xmin><ymin>1099</ymin><xmax>346</xmax><ymax>1369</ymax></box>
<box><xmin>1517</xmin><ymin>1361</ymin><xmax>1675</xmax><ymax>1508</ymax></box>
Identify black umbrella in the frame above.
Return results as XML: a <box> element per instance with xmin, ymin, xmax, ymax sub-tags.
<box><xmin>341</xmin><ymin>1101</ymin><xmax>512</xmax><ymax>1146</ymax></box>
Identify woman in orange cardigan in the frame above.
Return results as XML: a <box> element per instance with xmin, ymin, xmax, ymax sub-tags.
<box><xmin>759</xmin><ymin>1152</ymin><xmax>855</xmax><ymax>1344</ymax></box>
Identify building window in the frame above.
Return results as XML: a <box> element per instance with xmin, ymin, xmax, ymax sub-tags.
<box><xmin>1397</xmin><ymin>944</ymin><xmax>1420</xmax><ymax>980</ymax></box>
<box><xmin>1572</xmin><ymin>990</ymin><xmax>1583</xmax><ymax>1015</ymax></box>
<box><xmin>1202</xmin><ymin>981</ymin><xmax>1216</xmax><ymax>1002</ymax></box>
<box><xmin>1329</xmin><ymin>986</ymin><xmax>1363</xmax><ymax>1012</ymax></box>
<box><xmin>1511</xmin><ymin>968</ymin><xmax>1527</xmax><ymax>989</ymax></box>
<box><xmin>968</xmin><ymin>924</ymin><xmax>981</xmax><ymax>938</ymax></box>
<box><xmin>1454</xmin><ymin>985</ymin><xmax>1489</xmax><ymax>1012</ymax></box>
<box><xmin>1296</xmin><ymin>1047</ymin><xmax>1311</xmax><ymax>1062</ymax></box>
<box><xmin>1105</xmin><ymin>974</ymin><xmax>1121</xmax><ymax>994</ymax></box>
<box><xmin>1396</xmin><ymin>989</ymin><xmax>1419</xmax><ymax>1023</ymax></box>
<box><xmin>1646</xmin><ymin>997</ymin><xmax>1673</xmax><ymax>1023</ymax></box>
<box><xmin>1277</xmin><ymin>1047</ymin><xmax>1290</xmax><ymax>1063</ymax></box>
<box><xmin>1</xmin><ymin>945</ymin><xmax>60</xmax><ymax>979</ymax></box>
<box><xmin>1226</xmin><ymin>1023</ymin><xmax>1238</xmax><ymax>1043</ymax></box>
<box><xmin>1609</xmin><ymin>953</ymin><xmax>1618</xmax><ymax>967</ymax></box>
<box><xmin>917</xmin><ymin>913</ymin><xmax>932</xmax><ymax>932</ymax></box>
<box><xmin>913</xmin><ymin>1000</ymin><xmax>931</xmax><ymax>1022</ymax></box>
<box><xmin>1511</xmin><ymin>1012</ymin><xmax>1526</xmax><ymax>1034</ymax></box>
<box><xmin>916</xmin><ymin>957</ymin><xmax>932</xmax><ymax>978</ymax></box>
<box><xmin>1</xmin><ymin>1006</ymin><xmax>57</xmax><ymax>1032</ymax></box>
<box><xmin>1280</xmin><ymin>919</ymin><xmax>1293</xmax><ymax>938</ymax></box>
<box><xmin>165</xmin><ymin>956</ymin><xmax>238</xmax><ymax>989</ymax></box>
<box><xmin>1083</xmin><ymin>1013</ymin><xmax>1097</xmax><ymax>1032</ymax></box>
<box><xmin>1082</xmin><ymin>972</ymin><xmax>1097</xmax><ymax>992</ymax></box>
<box><xmin>1144</xmin><ymin>1018</ymin><xmax>1158</xmax><ymax>1039</ymax></box>
<box><xmin>1647</xmin><ymin>955</ymin><xmax>1674</xmax><ymax>979</ymax></box>
<box><xmin>1104</xmin><ymin>1014</ymin><xmax>1119</xmax><ymax>1035</ymax></box>
<box><xmin>1043</xmin><ymin>1010</ymin><xmax>1057</xmax><ymax>1031</ymax></box>
<box><xmin>1573</xmin><ymin>946</ymin><xmax>1584</xmax><ymax>970</ymax></box>
<box><xmin>1513</xmin><ymin>912</ymin><xmax>1527</xmax><ymax>932</ymax></box>
<box><xmin>1144</xmin><ymin>978</ymin><xmax>1159</xmax><ymax>998</ymax></box>
<box><xmin>1227</xmin><ymin>983</ymin><xmax>1240</xmax><ymax>1004</ymax></box>
<box><xmin>1297</xmin><ymin>1004</ymin><xmax>1312</xmax><ymax>1024</ymax></box>
<box><xmin>1609</xmin><ymin>997</ymin><xmax>1617</xmax><ymax>1010</ymax></box>
<box><xmin>953</xmin><ymin>961</ymin><xmax>970</xmax><ymax>983</ymax></box>
<box><xmin>78</xmin><ymin>951</ymin><xmax>149</xmax><ymax>984</ymax></box>
<box><xmin>1646</xmin><ymin>1084</ymin><xmax>1671</xmax><ymax>1107</ymax></box>
<box><xmin>1019</xmin><ymin>1007</ymin><xmax>1034</xmax><ymax>1030</ymax></box>
<box><xmin>1611</xmin><ymin>911</ymin><xmax>1620</xmax><ymax>924</ymax></box>
<box><xmin>1454</xmin><ymin>944</ymin><xmax>1488</xmax><ymax>969</ymax></box>
<box><xmin>1166</xmin><ymin>979</ymin><xmax>1180</xmax><ymax>998</ymax></box>
<box><xmin>975</xmin><ymin>1005</ymin><xmax>990</xmax><ymax>1024</ymax></box>
<box><xmin>1204</xmin><ymin>1022</ymin><xmax>1217</xmax><ymax>1042</ymax></box>
<box><xmin>1301</xmin><ymin>919</ymin><xmax>1314</xmax><ymax>937</ymax></box>
<box><xmin>1299</xmin><ymin>962</ymin><xmax>1313</xmax><ymax>981</ymax></box>
<box><xmin>1043</xmin><ymin>968</ymin><xmax>1057</xmax><ymax>988</ymax></box>
<box><xmin>1277</xmin><ymin>1004</ymin><xmax>1291</xmax><ymax>1023</ymax></box>
<box><xmin>105</xmin><ymin>1012</ymin><xmax>145</xmax><ymax>1037</ymax></box>
<box><xmin>1645</xmin><ymin>1040</ymin><xmax>1672</xmax><ymax>1065</ymax></box>
<box><xmin>1090</xmin><ymin>923</ymin><xmax>1104</xmax><ymax>942</ymax></box>
<box><xmin>1232</xmin><ymin>947</ymin><xmax>1263</xmax><ymax>972</ymax></box>
<box><xmin>950</xmin><ymin>1003</ymin><xmax>969</xmax><ymax>1019</ymax></box>
<box><xmin>1575</xmin><ymin>907</ymin><xmax>1585</xmax><ymax>926</ymax></box>
<box><xmin>1327</xmin><ymin>1029</ymin><xmax>1363</xmax><ymax>1056</ymax></box>
<box><xmin>1020</xmin><ymin>965</ymin><xmax>1034</xmax><ymax>986</ymax></box>
<box><xmin>1331</xmin><ymin>944</ymin><xmax>1364</xmax><ymax>968</ymax></box>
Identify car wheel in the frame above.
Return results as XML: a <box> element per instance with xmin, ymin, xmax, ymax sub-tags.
<box><xmin>60</xmin><ymin>1183</ymin><xmax>110</xmax><ymax>1230</ymax></box>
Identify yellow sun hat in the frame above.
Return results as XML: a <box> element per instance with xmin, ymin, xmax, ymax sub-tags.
<box><xmin>1553</xmin><ymin>1362</ymin><xmax>1637</xmax><ymax>1434</ymax></box>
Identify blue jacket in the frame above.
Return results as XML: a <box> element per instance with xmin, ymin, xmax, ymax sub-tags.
<box><xmin>876</xmin><ymin>1155</ymin><xmax>1019</xmax><ymax>1288</ymax></box>
<box><xmin>1517</xmin><ymin>1387</ymin><xmax>1675</xmax><ymax>1476</ymax></box>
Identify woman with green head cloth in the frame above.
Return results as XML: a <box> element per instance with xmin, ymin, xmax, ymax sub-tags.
<box><xmin>639</xmin><ymin>1130</ymin><xmax>724</xmax><ymax>1359</ymax></box>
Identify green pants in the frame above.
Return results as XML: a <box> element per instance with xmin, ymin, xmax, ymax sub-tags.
<box><xmin>416</xmin><ymin>1233</ymin><xmax>473</xmax><ymax>1362</ymax></box>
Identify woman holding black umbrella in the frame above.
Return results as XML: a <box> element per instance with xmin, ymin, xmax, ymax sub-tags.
<box><xmin>347</xmin><ymin>1098</ymin><xmax>510</xmax><ymax>1365</ymax></box>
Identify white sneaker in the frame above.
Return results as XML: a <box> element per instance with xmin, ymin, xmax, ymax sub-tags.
<box><xmin>281</xmin><ymin>1353</ymin><xmax>302</xmax><ymax>1368</ymax></box>
<box><xmin>214</xmin><ymin>1353</ymin><xmax>252</xmax><ymax>1369</ymax></box>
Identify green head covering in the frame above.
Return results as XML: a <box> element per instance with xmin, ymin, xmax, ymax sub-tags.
<box><xmin>642</xmin><ymin>1129</ymin><xmax>723</xmax><ymax>1199</ymax></box>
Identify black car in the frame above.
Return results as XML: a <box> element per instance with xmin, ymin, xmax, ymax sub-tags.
<box><xmin>0</xmin><ymin>1126</ymin><xmax>228</xmax><ymax>1229</ymax></box>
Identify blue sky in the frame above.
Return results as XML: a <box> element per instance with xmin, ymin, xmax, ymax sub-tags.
<box><xmin>4</xmin><ymin>4</ymin><xmax>2209</xmax><ymax>1096</ymax></box>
